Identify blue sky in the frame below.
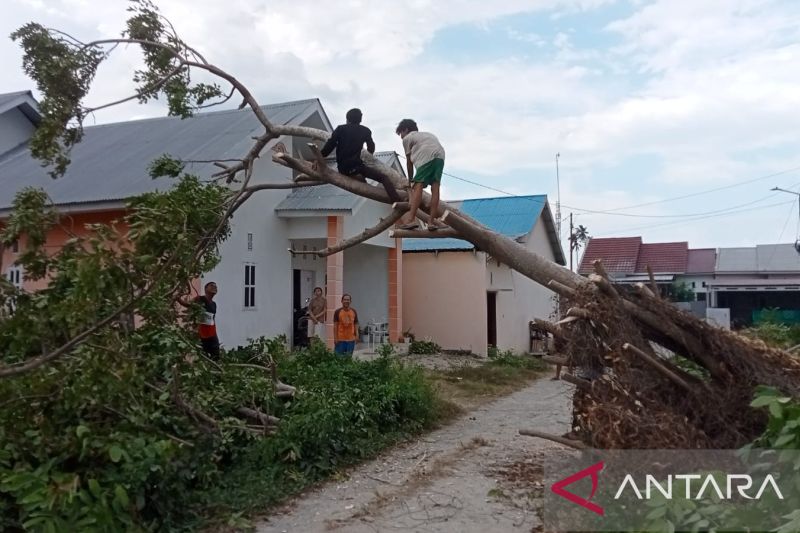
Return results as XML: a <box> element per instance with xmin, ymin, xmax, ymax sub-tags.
<box><xmin>2</xmin><ymin>0</ymin><xmax>800</xmax><ymax>252</ymax></box>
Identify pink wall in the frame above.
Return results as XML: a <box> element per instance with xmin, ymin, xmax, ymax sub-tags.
<box><xmin>1</xmin><ymin>210</ymin><xmax>128</xmax><ymax>291</ymax></box>
<box><xmin>402</xmin><ymin>251</ymin><xmax>487</xmax><ymax>354</ymax></box>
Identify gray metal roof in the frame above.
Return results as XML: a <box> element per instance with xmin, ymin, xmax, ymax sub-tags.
<box><xmin>0</xmin><ymin>90</ymin><xmax>40</xmax><ymax>124</ymax></box>
<box><xmin>716</xmin><ymin>244</ymin><xmax>800</xmax><ymax>273</ymax></box>
<box><xmin>274</xmin><ymin>151</ymin><xmax>400</xmax><ymax>214</ymax></box>
<box><xmin>0</xmin><ymin>98</ymin><xmax>321</xmax><ymax>210</ymax></box>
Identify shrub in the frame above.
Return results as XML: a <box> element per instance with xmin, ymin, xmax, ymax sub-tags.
<box><xmin>408</xmin><ymin>339</ymin><xmax>441</xmax><ymax>355</ymax></box>
<box><xmin>0</xmin><ymin>338</ymin><xmax>438</xmax><ymax>531</ymax></box>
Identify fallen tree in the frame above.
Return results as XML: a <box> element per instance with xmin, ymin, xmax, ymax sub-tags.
<box><xmin>4</xmin><ymin>0</ymin><xmax>800</xmax><ymax>465</ymax></box>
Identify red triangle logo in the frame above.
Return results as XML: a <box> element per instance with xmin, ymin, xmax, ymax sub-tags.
<box><xmin>551</xmin><ymin>460</ymin><xmax>605</xmax><ymax>516</ymax></box>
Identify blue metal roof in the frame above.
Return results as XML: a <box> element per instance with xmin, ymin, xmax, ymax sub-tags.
<box><xmin>402</xmin><ymin>195</ymin><xmax>548</xmax><ymax>252</ymax></box>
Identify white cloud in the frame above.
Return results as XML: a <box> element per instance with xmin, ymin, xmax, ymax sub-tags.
<box><xmin>3</xmin><ymin>0</ymin><xmax>800</xmax><ymax>247</ymax></box>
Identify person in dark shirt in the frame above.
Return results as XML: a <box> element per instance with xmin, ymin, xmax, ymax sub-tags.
<box><xmin>319</xmin><ymin>108</ymin><xmax>402</xmax><ymax>202</ymax></box>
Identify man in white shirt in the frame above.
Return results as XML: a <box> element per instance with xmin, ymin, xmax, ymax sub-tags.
<box><xmin>395</xmin><ymin>119</ymin><xmax>445</xmax><ymax>231</ymax></box>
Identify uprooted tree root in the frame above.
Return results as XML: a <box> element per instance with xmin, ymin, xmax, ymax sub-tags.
<box><xmin>525</xmin><ymin>261</ymin><xmax>800</xmax><ymax>450</ymax></box>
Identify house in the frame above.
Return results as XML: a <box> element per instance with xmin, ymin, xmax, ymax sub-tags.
<box><xmin>401</xmin><ymin>195</ymin><xmax>565</xmax><ymax>355</ymax></box>
<box><xmin>578</xmin><ymin>236</ymin><xmax>800</xmax><ymax>327</ymax></box>
<box><xmin>0</xmin><ymin>91</ymin><xmax>405</xmax><ymax>349</ymax></box>
<box><xmin>578</xmin><ymin>237</ymin><xmax>690</xmax><ymax>297</ymax></box>
<box><xmin>710</xmin><ymin>244</ymin><xmax>800</xmax><ymax>326</ymax></box>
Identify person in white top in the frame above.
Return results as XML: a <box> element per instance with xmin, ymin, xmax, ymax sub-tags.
<box><xmin>395</xmin><ymin>119</ymin><xmax>446</xmax><ymax>231</ymax></box>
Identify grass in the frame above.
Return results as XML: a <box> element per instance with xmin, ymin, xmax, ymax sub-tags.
<box><xmin>426</xmin><ymin>353</ymin><xmax>548</xmax><ymax>407</ymax></box>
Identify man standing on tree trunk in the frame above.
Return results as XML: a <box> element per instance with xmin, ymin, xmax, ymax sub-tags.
<box><xmin>333</xmin><ymin>294</ymin><xmax>359</xmax><ymax>357</ymax></box>
<box><xmin>179</xmin><ymin>281</ymin><xmax>220</xmax><ymax>359</ymax></box>
<box><xmin>319</xmin><ymin>108</ymin><xmax>402</xmax><ymax>202</ymax></box>
<box><xmin>395</xmin><ymin>119</ymin><xmax>445</xmax><ymax>231</ymax></box>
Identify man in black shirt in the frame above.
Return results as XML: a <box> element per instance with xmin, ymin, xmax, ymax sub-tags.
<box><xmin>319</xmin><ymin>108</ymin><xmax>402</xmax><ymax>202</ymax></box>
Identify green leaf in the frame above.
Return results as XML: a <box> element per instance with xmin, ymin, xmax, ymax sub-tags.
<box><xmin>751</xmin><ymin>395</ymin><xmax>777</xmax><ymax>408</ymax></box>
<box><xmin>114</xmin><ymin>485</ymin><xmax>129</xmax><ymax>507</ymax></box>
<box><xmin>75</xmin><ymin>425</ymin><xmax>89</xmax><ymax>438</ymax></box>
<box><xmin>109</xmin><ymin>445</ymin><xmax>123</xmax><ymax>462</ymax></box>
<box><xmin>769</xmin><ymin>402</ymin><xmax>784</xmax><ymax>419</ymax></box>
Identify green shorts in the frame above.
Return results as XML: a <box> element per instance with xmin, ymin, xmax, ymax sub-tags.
<box><xmin>412</xmin><ymin>158</ymin><xmax>444</xmax><ymax>187</ymax></box>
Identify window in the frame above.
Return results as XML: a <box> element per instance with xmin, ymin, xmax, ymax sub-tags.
<box><xmin>244</xmin><ymin>263</ymin><xmax>256</xmax><ymax>308</ymax></box>
<box><xmin>10</xmin><ymin>240</ymin><xmax>19</xmax><ymax>254</ymax></box>
<box><xmin>247</xmin><ymin>233</ymin><xmax>253</xmax><ymax>251</ymax></box>
<box><xmin>701</xmin><ymin>281</ymin><xmax>706</xmax><ymax>287</ymax></box>
<box><xmin>5</xmin><ymin>266</ymin><xmax>23</xmax><ymax>288</ymax></box>
<box><xmin>691</xmin><ymin>282</ymin><xmax>696</xmax><ymax>288</ymax></box>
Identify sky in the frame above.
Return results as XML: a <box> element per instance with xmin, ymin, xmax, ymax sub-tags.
<box><xmin>3</xmin><ymin>0</ymin><xmax>800</xmax><ymax>256</ymax></box>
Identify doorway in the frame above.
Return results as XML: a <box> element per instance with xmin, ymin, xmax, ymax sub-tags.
<box><xmin>487</xmin><ymin>291</ymin><xmax>497</xmax><ymax>347</ymax></box>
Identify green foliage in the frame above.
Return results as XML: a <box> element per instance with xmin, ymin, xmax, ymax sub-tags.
<box><xmin>668</xmin><ymin>281</ymin><xmax>695</xmax><ymax>303</ymax></box>
<box><xmin>0</xmin><ymin>332</ymin><xmax>438</xmax><ymax>530</ymax></box>
<box><xmin>10</xmin><ymin>1</ymin><xmax>225</xmax><ymax>179</ymax></box>
<box><xmin>408</xmin><ymin>339</ymin><xmax>441</xmax><ymax>355</ymax></box>
<box><xmin>10</xmin><ymin>23</ymin><xmax>105</xmax><ymax>177</ymax></box>
<box><xmin>377</xmin><ymin>343</ymin><xmax>395</xmax><ymax>358</ymax></box>
<box><xmin>742</xmin><ymin>312</ymin><xmax>800</xmax><ymax>349</ymax></box>
<box><xmin>487</xmin><ymin>350</ymin><xmax>548</xmax><ymax>371</ymax></box>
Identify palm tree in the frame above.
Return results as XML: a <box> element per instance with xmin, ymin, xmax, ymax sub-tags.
<box><xmin>569</xmin><ymin>224</ymin><xmax>590</xmax><ymax>271</ymax></box>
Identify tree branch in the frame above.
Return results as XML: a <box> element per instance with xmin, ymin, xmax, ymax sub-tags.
<box><xmin>519</xmin><ymin>429</ymin><xmax>587</xmax><ymax>449</ymax></box>
<box><xmin>290</xmin><ymin>203</ymin><xmax>408</xmax><ymax>257</ymax></box>
<box><xmin>389</xmin><ymin>228</ymin><xmax>461</xmax><ymax>239</ymax></box>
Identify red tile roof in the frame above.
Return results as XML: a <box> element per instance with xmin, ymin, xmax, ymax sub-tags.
<box><xmin>578</xmin><ymin>237</ymin><xmax>642</xmax><ymax>274</ymax></box>
<box><xmin>635</xmin><ymin>242</ymin><xmax>689</xmax><ymax>273</ymax></box>
<box><xmin>686</xmin><ymin>248</ymin><xmax>716</xmax><ymax>274</ymax></box>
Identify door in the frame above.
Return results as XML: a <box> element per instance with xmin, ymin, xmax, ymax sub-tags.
<box><xmin>487</xmin><ymin>291</ymin><xmax>497</xmax><ymax>347</ymax></box>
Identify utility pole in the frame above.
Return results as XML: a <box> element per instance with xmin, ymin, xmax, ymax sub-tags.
<box><xmin>771</xmin><ymin>186</ymin><xmax>800</xmax><ymax>252</ymax></box>
<box><xmin>569</xmin><ymin>212</ymin><xmax>574</xmax><ymax>272</ymax></box>
<box><xmin>555</xmin><ymin>153</ymin><xmax>561</xmax><ymax>242</ymax></box>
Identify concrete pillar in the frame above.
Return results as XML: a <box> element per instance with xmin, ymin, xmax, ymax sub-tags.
<box><xmin>325</xmin><ymin>216</ymin><xmax>344</xmax><ymax>348</ymax></box>
<box><xmin>388</xmin><ymin>238</ymin><xmax>403</xmax><ymax>343</ymax></box>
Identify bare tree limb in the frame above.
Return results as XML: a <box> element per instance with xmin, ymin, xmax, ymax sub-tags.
<box><xmin>622</xmin><ymin>343</ymin><xmax>698</xmax><ymax>393</ymax></box>
<box><xmin>290</xmin><ymin>204</ymin><xmax>408</xmax><ymax>257</ymax></box>
<box><xmin>519</xmin><ymin>429</ymin><xmax>587</xmax><ymax>449</ymax></box>
<box><xmin>389</xmin><ymin>228</ymin><xmax>461</xmax><ymax>239</ymax></box>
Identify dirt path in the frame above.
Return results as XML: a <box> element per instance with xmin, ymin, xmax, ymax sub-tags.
<box><xmin>257</xmin><ymin>376</ymin><xmax>573</xmax><ymax>533</ymax></box>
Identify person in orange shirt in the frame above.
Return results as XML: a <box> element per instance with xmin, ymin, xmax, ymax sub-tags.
<box><xmin>333</xmin><ymin>294</ymin><xmax>359</xmax><ymax>357</ymax></box>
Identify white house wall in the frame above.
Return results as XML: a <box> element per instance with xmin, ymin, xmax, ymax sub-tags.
<box><xmin>291</xmin><ymin>238</ymin><xmax>327</xmax><ymax>301</ymax></box>
<box><xmin>495</xmin><ymin>217</ymin><xmax>558</xmax><ymax>354</ymax></box>
<box><xmin>343</xmin><ymin>245</ymin><xmax>389</xmax><ymax>328</ymax></box>
<box><xmin>286</xmin><ymin>217</ymin><xmax>327</xmax><ymax>240</ymax></box>
<box><xmin>0</xmin><ymin>107</ymin><xmax>35</xmax><ymax>156</ymax></box>
<box><xmin>677</xmin><ymin>275</ymin><xmax>713</xmax><ymax>296</ymax></box>
<box><xmin>203</xmin><ymin>140</ymin><xmax>297</xmax><ymax>349</ymax></box>
<box><xmin>344</xmin><ymin>199</ymin><xmax>394</xmax><ymax>248</ymax></box>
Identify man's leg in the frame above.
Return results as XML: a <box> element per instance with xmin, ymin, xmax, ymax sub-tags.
<box><xmin>428</xmin><ymin>181</ymin><xmax>443</xmax><ymax>228</ymax></box>
<box><xmin>201</xmin><ymin>336</ymin><xmax>220</xmax><ymax>359</ymax></box>
<box><xmin>307</xmin><ymin>320</ymin><xmax>316</xmax><ymax>338</ymax></box>
<box><xmin>358</xmin><ymin>165</ymin><xmax>402</xmax><ymax>203</ymax></box>
<box><xmin>399</xmin><ymin>183</ymin><xmax>423</xmax><ymax>228</ymax></box>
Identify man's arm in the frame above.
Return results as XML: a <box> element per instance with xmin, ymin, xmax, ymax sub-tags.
<box><xmin>333</xmin><ymin>308</ymin><xmax>340</xmax><ymax>343</ymax></box>
<box><xmin>320</xmin><ymin>127</ymin><xmax>339</xmax><ymax>157</ymax></box>
<box><xmin>366</xmin><ymin>128</ymin><xmax>375</xmax><ymax>154</ymax></box>
<box><xmin>315</xmin><ymin>299</ymin><xmax>327</xmax><ymax>322</ymax></box>
<box><xmin>177</xmin><ymin>293</ymin><xmax>197</xmax><ymax>308</ymax></box>
<box><xmin>406</xmin><ymin>154</ymin><xmax>414</xmax><ymax>182</ymax></box>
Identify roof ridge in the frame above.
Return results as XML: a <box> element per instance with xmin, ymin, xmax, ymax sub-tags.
<box><xmin>0</xmin><ymin>90</ymin><xmax>32</xmax><ymax>98</ymax></box>
<box><xmin>81</xmin><ymin>98</ymin><xmax>320</xmax><ymax>130</ymax></box>
<box><xmin>455</xmin><ymin>194</ymin><xmax>547</xmax><ymax>202</ymax></box>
